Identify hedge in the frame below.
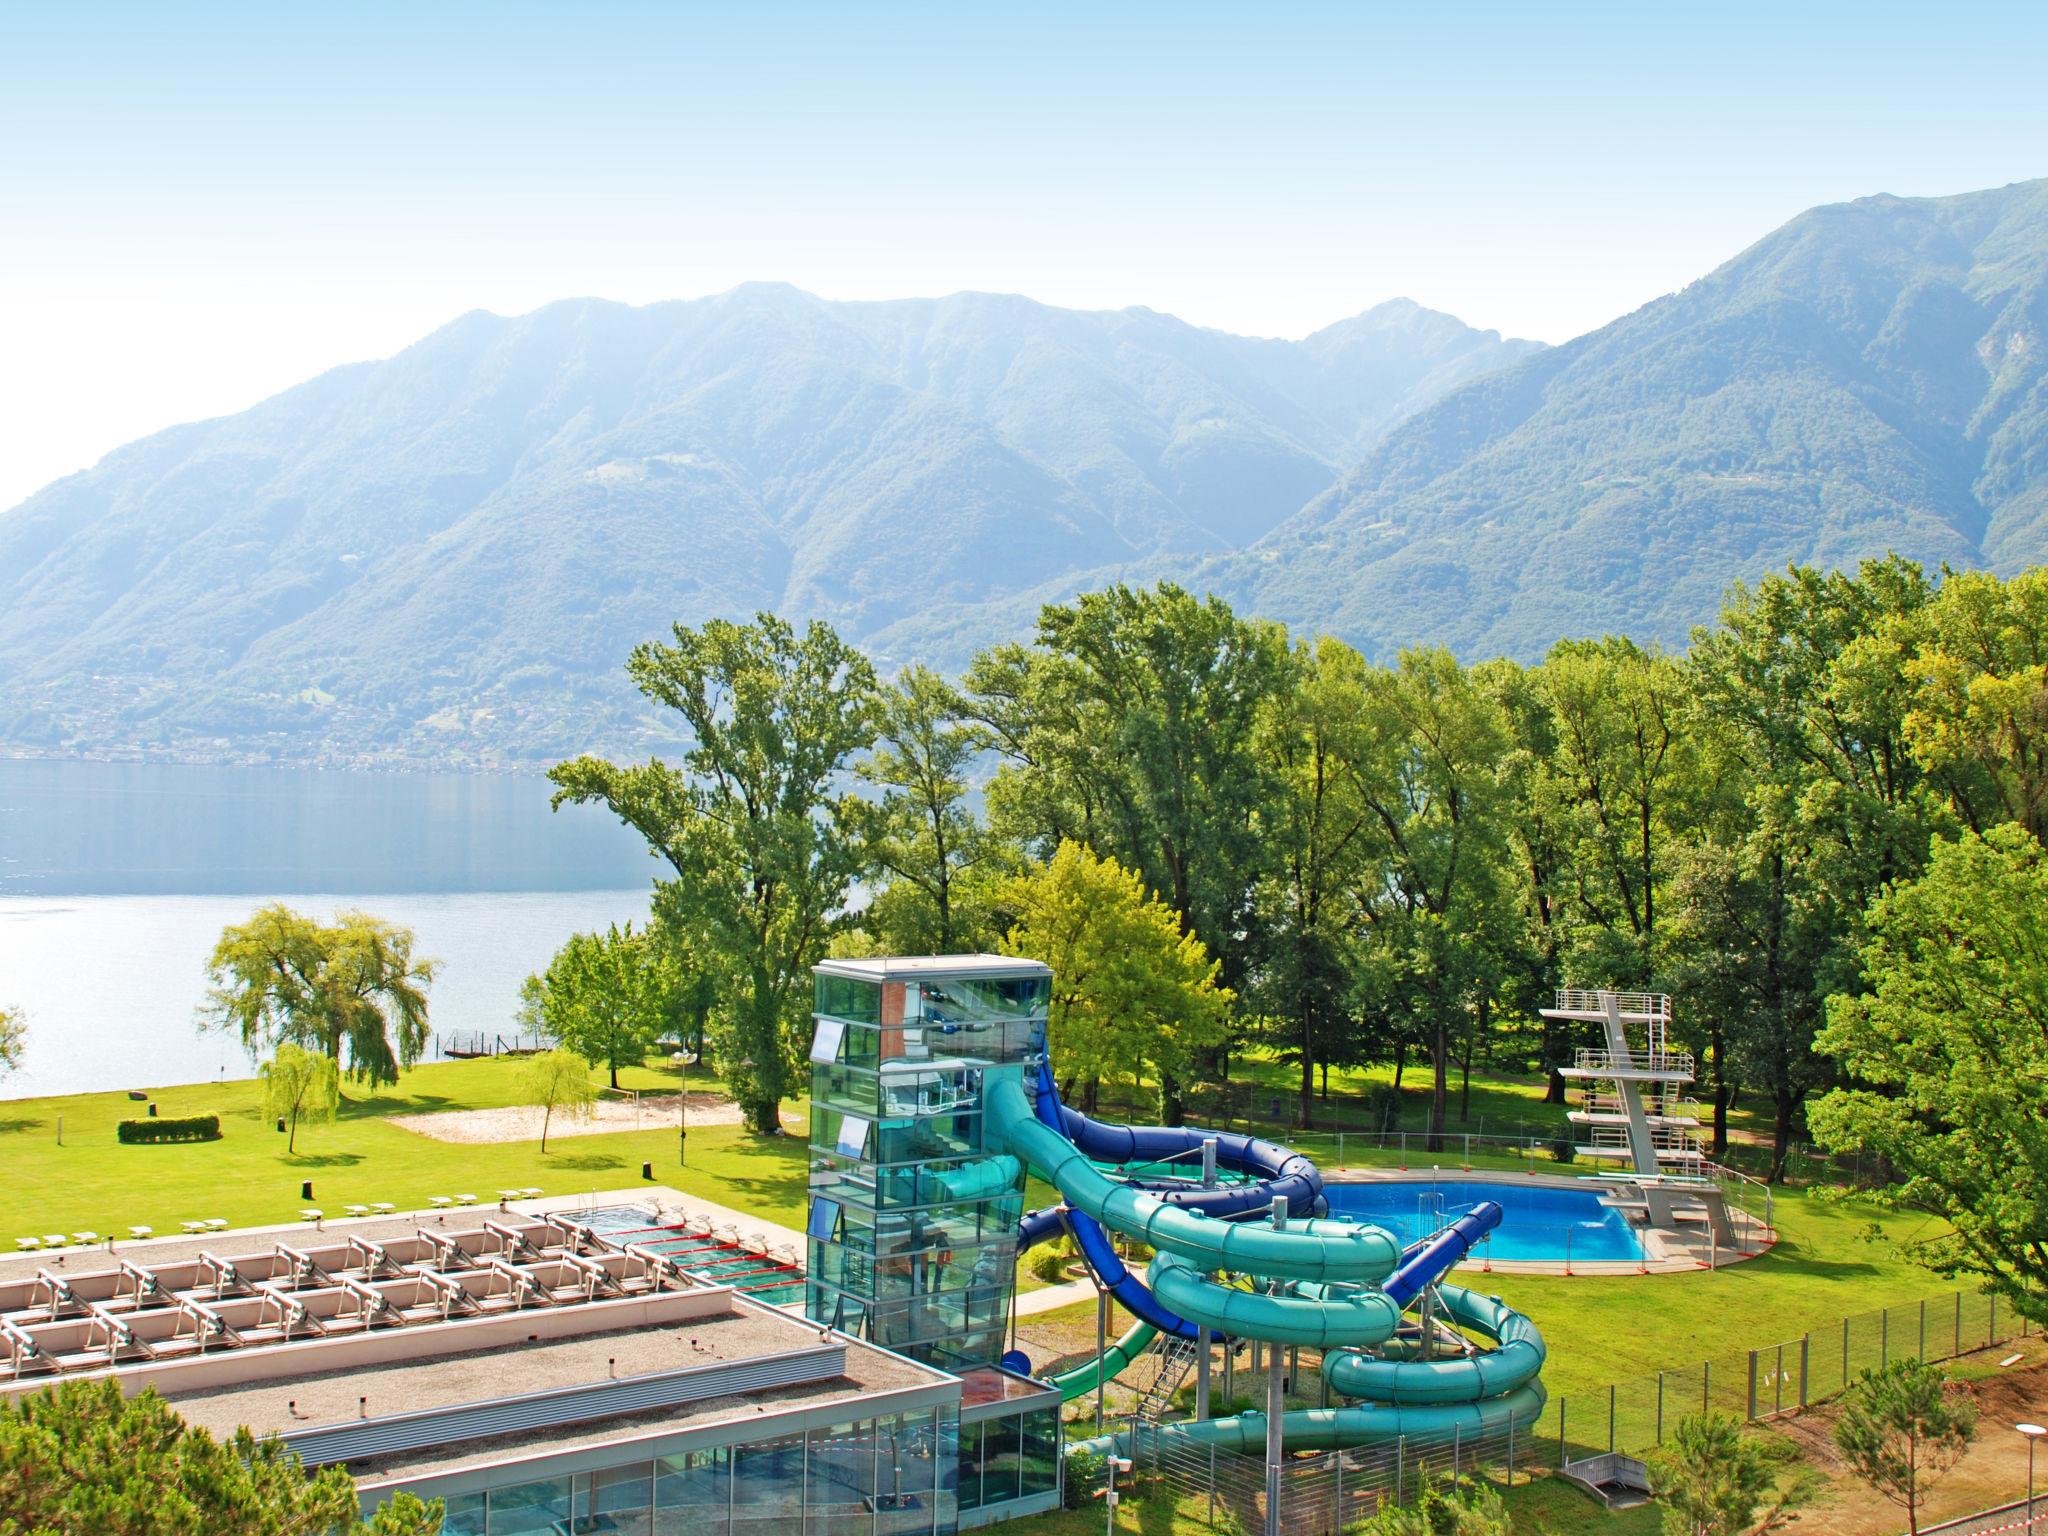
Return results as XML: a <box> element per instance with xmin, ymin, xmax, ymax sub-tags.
<box><xmin>117</xmin><ymin>1114</ymin><xmax>222</xmax><ymax>1144</ymax></box>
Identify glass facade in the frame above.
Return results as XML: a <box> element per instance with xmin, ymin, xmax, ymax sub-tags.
<box><xmin>805</xmin><ymin>964</ymin><xmax>1049</xmax><ymax>1373</ymax></box>
<box><xmin>423</xmin><ymin>1409</ymin><xmax>957</xmax><ymax>1536</ymax></box>
<box><xmin>955</xmin><ymin>1400</ymin><xmax>1060</xmax><ymax>1518</ymax></box>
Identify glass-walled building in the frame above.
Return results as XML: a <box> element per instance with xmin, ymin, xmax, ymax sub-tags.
<box><xmin>807</xmin><ymin>956</ymin><xmax>1062</xmax><ymax>1527</ymax></box>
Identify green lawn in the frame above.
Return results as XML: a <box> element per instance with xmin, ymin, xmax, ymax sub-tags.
<box><xmin>5</xmin><ymin>1055</ymin><xmax>813</xmax><ymax>1239</ymax></box>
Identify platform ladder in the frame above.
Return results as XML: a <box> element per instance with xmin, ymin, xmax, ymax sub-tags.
<box><xmin>1132</xmin><ymin>1330</ymin><xmax>1202</xmax><ymax>1418</ymax></box>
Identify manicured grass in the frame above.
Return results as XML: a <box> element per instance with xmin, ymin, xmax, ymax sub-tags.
<box><xmin>5</xmin><ymin>1055</ymin><xmax>812</xmax><ymax>1239</ymax></box>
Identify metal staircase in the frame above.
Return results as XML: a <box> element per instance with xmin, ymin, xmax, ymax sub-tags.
<box><xmin>1133</xmin><ymin>1331</ymin><xmax>1201</xmax><ymax>1418</ymax></box>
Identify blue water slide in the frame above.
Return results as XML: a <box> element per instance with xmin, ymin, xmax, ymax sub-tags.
<box><xmin>1034</xmin><ymin>1059</ymin><xmax>1325</xmax><ymax>1219</ymax></box>
<box><xmin>1383</xmin><ymin>1202</ymin><xmax>1501</xmax><ymax>1307</ymax></box>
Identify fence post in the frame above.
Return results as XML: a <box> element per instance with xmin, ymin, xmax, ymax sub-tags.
<box><xmin>1991</xmin><ymin>1293</ymin><xmax>2000</xmax><ymax>1345</ymax></box>
<box><xmin>1746</xmin><ymin>1351</ymin><xmax>1758</xmax><ymax>1420</ymax></box>
<box><xmin>1919</xmin><ymin>1300</ymin><xmax>1927</xmax><ymax>1362</ymax></box>
<box><xmin>1843</xmin><ymin>1316</ymin><xmax>1850</xmax><ymax>1388</ymax></box>
<box><xmin>1703</xmin><ymin>1360</ymin><xmax>1710</xmax><ymax>1415</ymax></box>
<box><xmin>1656</xmin><ymin>1371</ymin><xmax>1664</xmax><ymax>1444</ymax></box>
<box><xmin>1508</xmin><ymin>1411</ymin><xmax>1516</xmax><ymax>1487</ymax></box>
<box><xmin>1608</xmin><ymin>1384</ymin><xmax>1616</xmax><ymax>1453</ymax></box>
<box><xmin>1955</xmin><ymin>1292</ymin><xmax>1963</xmax><ymax>1360</ymax></box>
<box><xmin>1559</xmin><ymin>1396</ymin><xmax>1567</xmax><ymax>1468</ymax></box>
<box><xmin>1397</xmin><ymin>1435</ymin><xmax>1406</xmax><ymax>1504</ymax></box>
<box><xmin>1209</xmin><ymin>1442</ymin><xmax>1217</xmax><ymax>1528</ymax></box>
<box><xmin>1799</xmin><ymin>1334</ymin><xmax>1809</xmax><ymax>1409</ymax></box>
<box><xmin>1335</xmin><ymin>1449</ymin><xmax>1342</xmax><ymax>1524</ymax></box>
<box><xmin>1774</xmin><ymin>1343</ymin><xmax>1784</xmax><ymax>1414</ymax></box>
<box><xmin>1881</xmin><ymin>1308</ymin><xmax>1888</xmax><ymax>1368</ymax></box>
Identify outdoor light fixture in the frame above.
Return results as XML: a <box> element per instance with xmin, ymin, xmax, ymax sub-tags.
<box><xmin>2020</xmin><ymin>1423</ymin><xmax>2045</xmax><ymax>1536</ymax></box>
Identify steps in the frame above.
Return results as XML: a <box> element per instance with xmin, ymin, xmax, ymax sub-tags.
<box><xmin>1133</xmin><ymin>1331</ymin><xmax>1201</xmax><ymax>1417</ymax></box>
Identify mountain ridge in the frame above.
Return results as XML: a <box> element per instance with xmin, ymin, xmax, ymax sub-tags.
<box><xmin>0</xmin><ymin>285</ymin><xmax>1539</xmax><ymax>764</ymax></box>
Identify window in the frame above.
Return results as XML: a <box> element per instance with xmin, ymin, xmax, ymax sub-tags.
<box><xmin>485</xmin><ymin>1474</ymin><xmax>570</xmax><ymax>1536</ymax></box>
<box><xmin>654</xmin><ymin>1448</ymin><xmax>727</xmax><ymax>1536</ymax></box>
<box><xmin>439</xmin><ymin>1492</ymin><xmax>487</xmax><ymax>1536</ymax></box>
<box><xmin>730</xmin><ymin>1431</ymin><xmax>806</xmax><ymax>1536</ymax></box>
<box><xmin>574</xmin><ymin>1462</ymin><xmax>652</xmax><ymax>1535</ymax></box>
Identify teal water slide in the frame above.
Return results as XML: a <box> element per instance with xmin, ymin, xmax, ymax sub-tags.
<box><xmin>986</xmin><ymin>1070</ymin><xmax>1548</xmax><ymax>1452</ymax></box>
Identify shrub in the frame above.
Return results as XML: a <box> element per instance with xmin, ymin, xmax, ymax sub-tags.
<box><xmin>1028</xmin><ymin>1246</ymin><xmax>1069</xmax><ymax>1285</ymax></box>
<box><xmin>1548</xmin><ymin>1132</ymin><xmax>1577</xmax><ymax>1164</ymax></box>
<box><xmin>1062</xmin><ymin>1446</ymin><xmax>1105</xmax><ymax>1508</ymax></box>
<box><xmin>117</xmin><ymin>1114</ymin><xmax>221</xmax><ymax>1144</ymax></box>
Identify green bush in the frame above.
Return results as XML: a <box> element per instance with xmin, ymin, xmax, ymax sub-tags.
<box><xmin>1548</xmin><ymin>1131</ymin><xmax>1577</xmax><ymax>1164</ymax></box>
<box><xmin>1028</xmin><ymin>1246</ymin><xmax>1070</xmax><ymax>1284</ymax></box>
<box><xmin>117</xmin><ymin>1114</ymin><xmax>222</xmax><ymax>1144</ymax></box>
<box><xmin>1062</xmin><ymin>1446</ymin><xmax>1105</xmax><ymax>1508</ymax></box>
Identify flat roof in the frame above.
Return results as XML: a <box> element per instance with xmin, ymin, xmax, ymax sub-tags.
<box><xmin>814</xmin><ymin>954</ymin><xmax>1050</xmax><ymax>981</ymax></box>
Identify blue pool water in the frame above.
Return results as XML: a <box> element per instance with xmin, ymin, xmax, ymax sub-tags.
<box><xmin>1321</xmin><ymin>1179</ymin><xmax>1643</xmax><ymax>1263</ymax></box>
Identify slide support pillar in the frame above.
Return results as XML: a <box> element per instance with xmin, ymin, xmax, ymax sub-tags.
<box><xmin>1265</xmin><ymin>1194</ymin><xmax>1286</xmax><ymax>1536</ymax></box>
<box><xmin>1202</xmin><ymin>1136</ymin><xmax>1218</xmax><ymax>1188</ymax></box>
<box><xmin>1197</xmin><ymin>1325</ymin><xmax>1211</xmax><ymax>1419</ymax></box>
<box><xmin>1095</xmin><ymin>1288</ymin><xmax>1109</xmax><ymax>1435</ymax></box>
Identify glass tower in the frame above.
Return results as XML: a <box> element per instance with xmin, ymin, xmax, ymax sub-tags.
<box><xmin>804</xmin><ymin>956</ymin><xmax>1049</xmax><ymax>1372</ymax></box>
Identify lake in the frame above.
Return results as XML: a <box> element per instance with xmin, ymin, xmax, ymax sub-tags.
<box><xmin>0</xmin><ymin>759</ymin><xmax>658</xmax><ymax>1098</ymax></box>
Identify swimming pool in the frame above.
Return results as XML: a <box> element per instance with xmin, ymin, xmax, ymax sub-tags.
<box><xmin>1320</xmin><ymin>1178</ymin><xmax>1643</xmax><ymax>1263</ymax></box>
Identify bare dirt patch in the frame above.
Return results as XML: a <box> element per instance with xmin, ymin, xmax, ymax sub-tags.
<box><xmin>389</xmin><ymin>1092</ymin><xmax>800</xmax><ymax>1145</ymax></box>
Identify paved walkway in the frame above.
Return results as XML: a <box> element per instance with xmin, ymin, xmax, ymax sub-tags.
<box><xmin>1015</xmin><ymin>1276</ymin><xmax>1097</xmax><ymax>1317</ymax></box>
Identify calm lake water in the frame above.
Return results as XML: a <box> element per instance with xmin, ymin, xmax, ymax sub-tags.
<box><xmin>0</xmin><ymin>759</ymin><xmax>658</xmax><ymax>1098</ymax></box>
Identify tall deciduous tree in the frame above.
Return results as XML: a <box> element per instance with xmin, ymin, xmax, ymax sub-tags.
<box><xmin>260</xmin><ymin>1041</ymin><xmax>339</xmax><ymax>1154</ymax></box>
<box><xmin>968</xmin><ymin>583</ymin><xmax>1285</xmax><ymax>1121</ymax></box>
<box><xmin>0</xmin><ymin>1006</ymin><xmax>22</xmax><ymax>1080</ymax></box>
<box><xmin>853</xmin><ymin>665</ymin><xmax>996</xmax><ymax>953</ymax></box>
<box><xmin>1253</xmin><ymin>636</ymin><xmax>1377</xmax><ymax>1129</ymax></box>
<box><xmin>1351</xmin><ymin>648</ymin><xmax>1515</xmax><ymax>1151</ymax></box>
<box><xmin>551</xmin><ymin>614</ymin><xmax>878</xmax><ymax>1133</ymax></box>
<box><xmin>0</xmin><ymin>1378</ymin><xmax>442</xmax><ymax>1535</ymax></box>
<box><xmin>520</xmin><ymin>1048</ymin><xmax>598</xmax><ymax>1154</ymax></box>
<box><xmin>523</xmin><ymin>924</ymin><xmax>681</xmax><ymax>1088</ymax></box>
<box><xmin>1808</xmin><ymin>826</ymin><xmax>2048</xmax><ymax>1320</ymax></box>
<box><xmin>1902</xmin><ymin>565</ymin><xmax>2048</xmax><ymax>842</ymax></box>
<box><xmin>1832</xmin><ymin>1360</ymin><xmax>1977</xmax><ymax>1535</ymax></box>
<box><xmin>200</xmin><ymin>905</ymin><xmax>437</xmax><ymax>1088</ymax></box>
<box><xmin>998</xmin><ymin>840</ymin><xmax>1231</xmax><ymax>1119</ymax></box>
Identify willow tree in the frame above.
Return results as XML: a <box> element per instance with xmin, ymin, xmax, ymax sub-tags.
<box><xmin>0</xmin><ymin>1006</ymin><xmax>22</xmax><ymax>1081</ymax></box>
<box><xmin>551</xmin><ymin>614</ymin><xmax>878</xmax><ymax>1134</ymax></box>
<box><xmin>200</xmin><ymin>905</ymin><xmax>437</xmax><ymax>1088</ymax></box>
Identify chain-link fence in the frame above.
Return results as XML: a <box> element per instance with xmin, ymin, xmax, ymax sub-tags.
<box><xmin>1086</xmin><ymin>1287</ymin><xmax>2030</xmax><ymax>1533</ymax></box>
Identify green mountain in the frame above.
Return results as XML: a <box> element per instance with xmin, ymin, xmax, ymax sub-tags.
<box><xmin>1225</xmin><ymin>178</ymin><xmax>2048</xmax><ymax>657</ymax></box>
<box><xmin>0</xmin><ymin>287</ymin><xmax>1535</xmax><ymax>764</ymax></box>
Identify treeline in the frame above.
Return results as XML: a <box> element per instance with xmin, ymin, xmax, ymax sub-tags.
<box><xmin>551</xmin><ymin>558</ymin><xmax>2048</xmax><ymax>1179</ymax></box>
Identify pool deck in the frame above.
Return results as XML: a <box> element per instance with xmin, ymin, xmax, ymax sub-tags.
<box><xmin>1320</xmin><ymin>1167</ymin><xmax>1774</xmax><ymax>1275</ymax></box>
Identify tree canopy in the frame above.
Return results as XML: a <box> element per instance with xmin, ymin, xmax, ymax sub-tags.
<box><xmin>0</xmin><ymin>1377</ymin><xmax>442</xmax><ymax>1536</ymax></box>
<box><xmin>552</xmin><ymin>613</ymin><xmax>878</xmax><ymax>1133</ymax></box>
<box><xmin>260</xmin><ymin>1042</ymin><xmax>339</xmax><ymax>1154</ymax></box>
<box><xmin>199</xmin><ymin>905</ymin><xmax>437</xmax><ymax>1088</ymax></box>
<box><xmin>522</xmin><ymin>923</ymin><xmax>684</xmax><ymax>1088</ymax></box>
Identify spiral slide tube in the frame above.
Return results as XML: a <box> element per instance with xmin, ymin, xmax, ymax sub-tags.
<box><xmin>990</xmin><ymin>1061</ymin><xmax>1548</xmax><ymax>1452</ymax></box>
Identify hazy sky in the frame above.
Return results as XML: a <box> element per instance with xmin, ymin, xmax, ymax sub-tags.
<box><xmin>3</xmin><ymin>1</ymin><xmax>2044</xmax><ymax>508</ymax></box>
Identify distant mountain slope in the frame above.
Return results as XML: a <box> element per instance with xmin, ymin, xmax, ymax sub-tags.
<box><xmin>1225</xmin><ymin>178</ymin><xmax>2048</xmax><ymax>657</ymax></box>
<box><xmin>0</xmin><ymin>287</ymin><xmax>1536</xmax><ymax>764</ymax></box>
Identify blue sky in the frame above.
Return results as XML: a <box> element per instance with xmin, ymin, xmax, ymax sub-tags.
<box><xmin>3</xmin><ymin>0</ymin><xmax>2045</xmax><ymax>506</ymax></box>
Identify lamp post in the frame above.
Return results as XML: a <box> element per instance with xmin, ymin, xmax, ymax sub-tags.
<box><xmin>669</xmin><ymin>1048</ymin><xmax>695</xmax><ymax>1166</ymax></box>
<box><xmin>2021</xmin><ymin>1423</ymin><xmax>2045</xmax><ymax>1536</ymax></box>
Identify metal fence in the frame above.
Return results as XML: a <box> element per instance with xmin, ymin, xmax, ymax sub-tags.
<box><xmin>1918</xmin><ymin>1492</ymin><xmax>2048</xmax><ymax>1536</ymax></box>
<box><xmin>1090</xmin><ymin>1287</ymin><xmax>2029</xmax><ymax>1533</ymax></box>
<box><xmin>1124</xmin><ymin>1414</ymin><xmax>1528</xmax><ymax>1536</ymax></box>
<box><xmin>1545</xmin><ymin>1288</ymin><xmax>2031</xmax><ymax>1463</ymax></box>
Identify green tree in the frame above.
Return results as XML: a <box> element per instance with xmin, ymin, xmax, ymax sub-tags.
<box><xmin>523</xmin><ymin>923</ymin><xmax>679</xmax><ymax>1088</ymax></box>
<box><xmin>1351</xmin><ymin>1467</ymin><xmax>1513</xmax><ymax>1535</ymax></box>
<box><xmin>1808</xmin><ymin>825</ymin><xmax>2048</xmax><ymax>1318</ymax></box>
<box><xmin>1647</xmin><ymin>1411</ymin><xmax>1775</xmax><ymax>1536</ymax></box>
<box><xmin>200</xmin><ymin>904</ymin><xmax>438</xmax><ymax>1088</ymax></box>
<box><xmin>552</xmin><ymin>614</ymin><xmax>878</xmax><ymax>1133</ymax></box>
<box><xmin>0</xmin><ymin>1377</ymin><xmax>442</xmax><ymax>1535</ymax></box>
<box><xmin>0</xmin><ymin>1005</ymin><xmax>22</xmax><ymax>1080</ymax></box>
<box><xmin>853</xmin><ymin>664</ymin><xmax>996</xmax><ymax>953</ymax></box>
<box><xmin>1252</xmin><ymin>636</ymin><xmax>1377</xmax><ymax>1128</ymax></box>
<box><xmin>520</xmin><ymin>1047</ymin><xmax>598</xmax><ymax>1154</ymax></box>
<box><xmin>260</xmin><ymin>1041</ymin><xmax>339</xmax><ymax>1154</ymax></box>
<box><xmin>968</xmin><ymin>583</ymin><xmax>1285</xmax><ymax>1120</ymax></box>
<box><xmin>1684</xmin><ymin>557</ymin><xmax>1944</xmax><ymax>1163</ymax></box>
<box><xmin>1902</xmin><ymin>565</ymin><xmax>2048</xmax><ymax>842</ymax></box>
<box><xmin>998</xmin><ymin>840</ymin><xmax>1231</xmax><ymax>1118</ymax></box>
<box><xmin>1832</xmin><ymin>1360</ymin><xmax>1978</xmax><ymax>1535</ymax></box>
<box><xmin>1351</xmin><ymin>648</ymin><xmax>1515</xmax><ymax>1150</ymax></box>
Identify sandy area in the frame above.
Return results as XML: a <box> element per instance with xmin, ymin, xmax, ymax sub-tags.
<box><xmin>389</xmin><ymin>1092</ymin><xmax>800</xmax><ymax>1144</ymax></box>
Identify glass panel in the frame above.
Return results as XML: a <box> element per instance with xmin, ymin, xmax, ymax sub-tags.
<box><xmin>572</xmin><ymin>1461</ymin><xmax>652</xmax><ymax>1535</ymax></box>
<box><xmin>654</xmin><ymin>1448</ymin><xmax>728</xmax><ymax>1536</ymax></box>
<box><xmin>807</xmin><ymin>1419</ymin><xmax>876</xmax><ymax>1536</ymax></box>
<box><xmin>980</xmin><ymin>1413</ymin><xmax>1022</xmax><ymax>1506</ymax></box>
<box><xmin>955</xmin><ymin>1418</ymin><xmax>985</xmax><ymax>1513</ymax></box>
<box><xmin>730</xmin><ymin>1431</ymin><xmax>806</xmax><ymax>1536</ymax></box>
<box><xmin>815</xmin><ymin>975</ymin><xmax>880</xmax><ymax>1024</ymax></box>
<box><xmin>486</xmin><ymin>1474</ymin><xmax>571</xmax><ymax>1536</ymax></box>
<box><xmin>440</xmin><ymin>1492</ymin><xmax>488</xmax><ymax>1536</ymax></box>
<box><xmin>1020</xmin><ymin>1403</ymin><xmax>1060</xmax><ymax>1499</ymax></box>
